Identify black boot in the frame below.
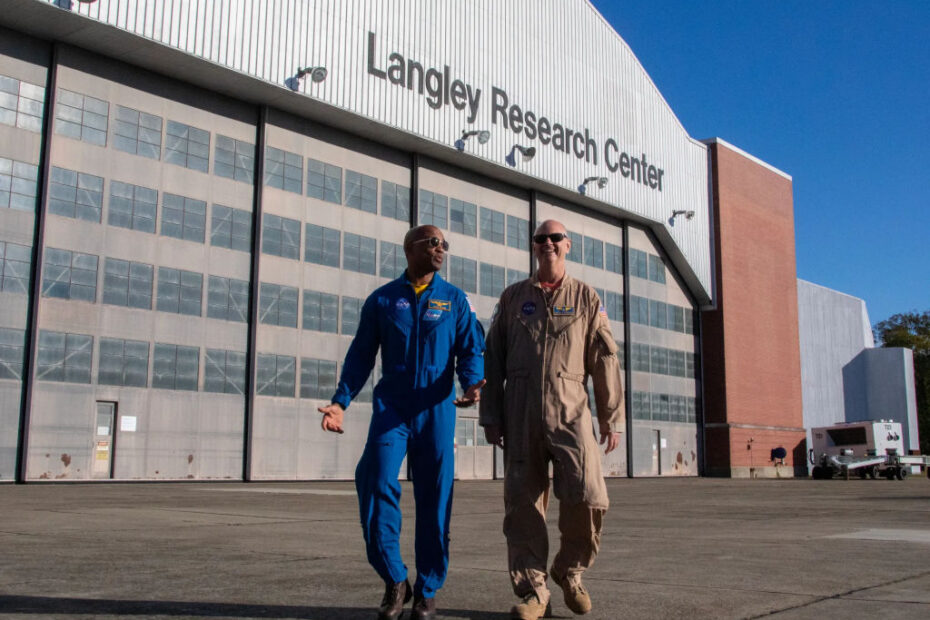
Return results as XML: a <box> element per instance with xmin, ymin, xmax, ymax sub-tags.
<box><xmin>377</xmin><ymin>578</ymin><xmax>411</xmax><ymax>620</ymax></box>
<box><xmin>410</xmin><ymin>594</ymin><xmax>436</xmax><ymax>620</ymax></box>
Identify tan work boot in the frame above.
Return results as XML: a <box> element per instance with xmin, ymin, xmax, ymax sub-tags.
<box><xmin>550</xmin><ymin>566</ymin><xmax>592</xmax><ymax>615</ymax></box>
<box><xmin>510</xmin><ymin>592</ymin><xmax>551</xmax><ymax>620</ymax></box>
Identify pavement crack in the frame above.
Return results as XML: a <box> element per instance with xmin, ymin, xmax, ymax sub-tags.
<box><xmin>741</xmin><ymin>569</ymin><xmax>930</xmax><ymax>618</ymax></box>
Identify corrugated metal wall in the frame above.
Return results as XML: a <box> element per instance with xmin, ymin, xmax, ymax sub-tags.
<box><xmin>56</xmin><ymin>0</ymin><xmax>712</xmax><ymax>296</ymax></box>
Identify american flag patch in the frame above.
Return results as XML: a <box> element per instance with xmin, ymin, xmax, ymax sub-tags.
<box><xmin>465</xmin><ymin>295</ymin><xmax>476</xmax><ymax>313</ymax></box>
<box><xmin>599</xmin><ymin>304</ymin><xmax>608</xmax><ymax>318</ymax></box>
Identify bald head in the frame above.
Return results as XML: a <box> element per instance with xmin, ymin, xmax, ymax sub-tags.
<box><xmin>534</xmin><ymin>219</ymin><xmax>567</xmax><ymax>236</ymax></box>
<box><xmin>404</xmin><ymin>225</ymin><xmax>442</xmax><ymax>252</ymax></box>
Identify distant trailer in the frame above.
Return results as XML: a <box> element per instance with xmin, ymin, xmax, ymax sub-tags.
<box><xmin>809</xmin><ymin>420</ymin><xmax>930</xmax><ymax>480</ymax></box>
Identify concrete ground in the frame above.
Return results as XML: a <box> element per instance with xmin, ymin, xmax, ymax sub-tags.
<box><xmin>1</xmin><ymin>477</ymin><xmax>929</xmax><ymax>619</ymax></box>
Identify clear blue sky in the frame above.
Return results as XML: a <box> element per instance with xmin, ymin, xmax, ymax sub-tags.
<box><xmin>590</xmin><ymin>0</ymin><xmax>930</xmax><ymax>326</ymax></box>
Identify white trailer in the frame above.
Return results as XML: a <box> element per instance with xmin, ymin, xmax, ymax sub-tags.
<box><xmin>809</xmin><ymin>420</ymin><xmax>930</xmax><ymax>480</ymax></box>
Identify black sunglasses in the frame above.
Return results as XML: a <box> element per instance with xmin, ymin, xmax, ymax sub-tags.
<box><xmin>413</xmin><ymin>236</ymin><xmax>450</xmax><ymax>251</ymax></box>
<box><xmin>533</xmin><ymin>232</ymin><xmax>568</xmax><ymax>244</ymax></box>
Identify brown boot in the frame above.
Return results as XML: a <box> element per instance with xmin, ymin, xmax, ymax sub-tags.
<box><xmin>510</xmin><ymin>592</ymin><xmax>551</xmax><ymax>620</ymax></box>
<box><xmin>377</xmin><ymin>578</ymin><xmax>411</xmax><ymax>620</ymax></box>
<box><xmin>410</xmin><ymin>594</ymin><xmax>436</xmax><ymax>620</ymax></box>
<box><xmin>550</xmin><ymin>566</ymin><xmax>592</xmax><ymax>615</ymax></box>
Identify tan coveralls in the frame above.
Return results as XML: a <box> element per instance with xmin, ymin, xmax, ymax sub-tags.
<box><xmin>479</xmin><ymin>273</ymin><xmax>625</xmax><ymax>601</ymax></box>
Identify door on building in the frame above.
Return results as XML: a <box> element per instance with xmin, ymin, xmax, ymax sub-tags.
<box><xmin>93</xmin><ymin>402</ymin><xmax>117</xmax><ymax>479</ymax></box>
<box><xmin>454</xmin><ymin>416</ymin><xmax>494</xmax><ymax>479</ymax></box>
<box><xmin>652</xmin><ymin>430</ymin><xmax>662</xmax><ymax>476</ymax></box>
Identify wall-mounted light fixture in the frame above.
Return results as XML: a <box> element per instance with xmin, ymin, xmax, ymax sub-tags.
<box><xmin>505</xmin><ymin>145</ymin><xmax>536</xmax><ymax>167</ymax></box>
<box><xmin>578</xmin><ymin>176</ymin><xmax>607</xmax><ymax>195</ymax></box>
<box><xmin>455</xmin><ymin>129</ymin><xmax>490</xmax><ymax>151</ymax></box>
<box><xmin>285</xmin><ymin>66</ymin><xmax>327</xmax><ymax>91</ymax></box>
<box><xmin>55</xmin><ymin>0</ymin><xmax>98</xmax><ymax>9</ymax></box>
<box><xmin>668</xmin><ymin>209</ymin><xmax>695</xmax><ymax>226</ymax></box>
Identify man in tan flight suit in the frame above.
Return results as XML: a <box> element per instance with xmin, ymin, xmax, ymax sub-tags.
<box><xmin>479</xmin><ymin>219</ymin><xmax>624</xmax><ymax>619</ymax></box>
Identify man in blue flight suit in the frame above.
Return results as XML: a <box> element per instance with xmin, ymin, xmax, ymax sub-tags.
<box><xmin>318</xmin><ymin>224</ymin><xmax>486</xmax><ymax>620</ymax></box>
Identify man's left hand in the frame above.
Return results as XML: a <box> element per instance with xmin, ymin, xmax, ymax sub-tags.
<box><xmin>599</xmin><ymin>421</ymin><xmax>621</xmax><ymax>454</ymax></box>
<box><xmin>453</xmin><ymin>379</ymin><xmax>487</xmax><ymax>408</ymax></box>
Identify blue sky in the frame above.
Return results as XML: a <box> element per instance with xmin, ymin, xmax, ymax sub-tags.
<box><xmin>590</xmin><ymin>0</ymin><xmax>930</xmax><ymax>326</ymax></box>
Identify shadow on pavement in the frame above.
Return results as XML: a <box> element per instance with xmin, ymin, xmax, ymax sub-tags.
<box><xmin>0</xmin><ymin>595</ymin><xmax>513</xmax><ymax>619</ymax></box>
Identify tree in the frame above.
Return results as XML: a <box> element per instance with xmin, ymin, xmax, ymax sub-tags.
<box><xmin>873</xmin><ymin>311</ymin><xmax>930</xmax><ymax>454</ymax></box>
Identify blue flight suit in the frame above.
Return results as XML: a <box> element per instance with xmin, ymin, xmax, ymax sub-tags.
<box><xmin>331</xmin><ymin>272</ymin><xmax>485</xmax><ymax>599</ymax></box>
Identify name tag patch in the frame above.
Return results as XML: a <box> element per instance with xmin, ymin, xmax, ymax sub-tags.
<box><xmin>428</xmin><ymin>299</ymin><xmax>451</xmax><ymax>312</ymax></box>
<box><xmin>424</xmin><ymin>308</ymin><xmax>443</xmax><ymax>321</ymax></box>
<box><xmin>553</xmin><ymin>305</ymin><xmax>575</xmax><ymax>316</ymax></box>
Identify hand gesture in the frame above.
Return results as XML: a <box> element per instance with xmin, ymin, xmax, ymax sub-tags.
<box><xmin>318</xmin><ymin>403</ymin><xmax>345</xmax><ymax>434</ymax></box>
<box><xmin>483</xmin><ymin>424</ymin><xmax>504</xmax><ymax>449</ymax></box>
<box><xmin>453</xmin><ymin>379</ymin><xmax>487</xmax><ymax>408</ymax></box>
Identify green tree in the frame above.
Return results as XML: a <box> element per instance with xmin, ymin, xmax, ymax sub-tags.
<box><xmin>874</xmin><ymin>311</ymin><xmax>930</xmax><ymax>454</ymax></box>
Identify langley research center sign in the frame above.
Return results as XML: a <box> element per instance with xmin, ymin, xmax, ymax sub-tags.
<box><xmin>366</xmin><ymin>32</ymin><xmax>667</xmax><ymax>192</ymax></box>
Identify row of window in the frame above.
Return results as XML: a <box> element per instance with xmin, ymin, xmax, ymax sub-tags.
<box><xmin>0</xmin><ymin>327</ymin><xmax>371</xmax><ymax>401</ymax></box>
<box><xmin>0</xmin><ymin>74</ymin><xmax>45</xmax><ymax>134</ymax></box>
<box><xmin>631</xmin><ymin>343</ymin><xmax>698</xmax><ymax>379</ymax></box>
<box><xmin>631</xmin><ymin>391</ymin><xmax>699</xmax><ymax>424</ymax></box>
<box><xmin>0</xmin><ymin>156</ymin><xmax>40</xmax><ymax>212</ymax></box>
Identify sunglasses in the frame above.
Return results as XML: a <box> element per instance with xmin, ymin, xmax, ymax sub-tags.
<box><xmin>413</xmin><ymin>236</ymin><xmax>450</xmax><ymax>251</ymax></box>
<box><xmin>533</xmin><ymin>232</ymin><xmax>568</xmax><ymax>244</ymax></box>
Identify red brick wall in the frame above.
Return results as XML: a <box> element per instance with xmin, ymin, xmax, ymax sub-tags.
<box><xmin>701</xmin><ymin>142</ymin><xmax>806</xmax><ymax>476</ymax></box>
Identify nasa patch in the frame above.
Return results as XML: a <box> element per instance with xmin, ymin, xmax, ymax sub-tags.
<box><xmin>396</xmin><ymin>298</ymin><xmax>410</xmax><ymax>310</ymax></box>
<box><xmin>522</xmin><ymin>301</ymin><xmax>536</xmax><ymax>316</ymax></box>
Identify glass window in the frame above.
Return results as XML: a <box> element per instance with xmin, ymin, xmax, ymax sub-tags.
<box><xmin>41</xmin><ymin>247</ymin><xmax>97</xmax><ymax>302</ymax></box>
<box><xmin>164</xmin><ymin>120</ymin><xmax>210</xmax><ymax>172</ymax></box>
<box><xmin>264</xmin><ymin>146</ymin><xmax>302</xmax><ymax>193</ymax></box>
<box><xmin>605</xmin><ymin>242</ymin><xmax>623</xmax><ymax>274</ymax></box>
<box><xmin>649</xmin><ymin>300</ymin><xmax>668</xmax><ymax>329</ymax></box>
<box><xmin>55</xmin><ymin>88</ymin><xmax>108</xmax><ymax>146</ymax></box>
<box><xmin>102</xmin><ymin>258</ymin><xmax>153</xmax><ymax>309</ymax></box>
<box><xmin>630</xmin><ymin>248</ymin><xmax>648</xmax><ymax>279</ymax></box>
<box><xmin>381</xmin><ymin>181</ymin><xmax>410</xmax><ymax>223</ymax></box>
<box><xmin>0</xmin><ymin>240</ymin><xmax>31</xmax><ymax>294</ymax></box>
<box><xmin>668</xmin><ymin>305</ymin><xmax>685</xmax><ymax>333</ymax></box>
<box><xmin>650</xmin><ymin>346</ymin><xmax>669</xmax><ymax>375</ymax></box>
<box><xmin>507</xmin><ymin>215</ymin><xmax>529</xmax><ymax>250</ymax></box>
<box><xmin>262</xmin><ymin>213</ymin><xmax>300</xmax><ymax>259</ymax></box>
<box><xmin>632</xmin><ymin>343</ymin><xmax>650</xmax><ymax>372</ymax></box>
<box><xmin>684</xmin><ymin>309</ymin><xmax>695</xmax><ymax>335</ymax></box>
<box><xmin>48</xmin><ymin>166</ymin><xmax>104</xmax><ymax>222</ymax></box>
<box><xmin>258</xmin><ymin>282</ymin><xmax>298</xmax><ymax>328</ymax></box>
<box><xmin>341</xmin><ymin>296</ymin><xmax>363</xmax><ymax>336</ymax></box>
<box><xmin>479</xmin><ymin>262</ymin><xmax>505</xmax><ymax>299</ymax></box>
<box><xmin>307</xmin><ymin>158</ymin><xmax>342</xmax><ymax>203</ymax></box>
<box><xmin>630</xmin><ymin>295</ymin><xmax>649</xmax><ymax>325</ymax></box>
<box><xmin>584</xmin><ymin>236</ymin><xmax>604</xmax><ymax>269</ymax></box>
<box><xmin>152</xmin><ymin>342</ymin><xmax>199</xmax><ymax>391</ymax></box>
<box><xmin>686</xmin><ymin>352</ymin><xmax>697</xmax><ymax>379</ymax></box>
<box><xmin>668</xmin><ymin>349</ymin><xmax>686</xmax><ymax>377</ymax></box>
<box><xmin>156</xmin><ymin>267</ymin><xmax>203</xmax><ymax>316</ymax></box>
<box><xmin>345</xmin><ymin>170</ymin><xmax>378</xmax><ymax>213</ymax></box>
<box><xmin>0</xmin><ymin>327</ymin><xmax>26</xmax><ymax>380</ymax></box>
<box><xmin>479</xmin><ymin>207</ymin><xmax>505</xmax><ymax>244</ymax></box>
<box><xmin>108</xmin><ymin>180</ymin><xmax>157</xmax><ymax>233</ymax></box>
<box><xmin>379</xmin><ymin>240</ymin><xmax>405</xmax><ymax>280</ymax></box>
<box><xmin>113</xmin><ymin>105</ymin><xmax>162</xmax><ymax>159</ymax></box>
<box><xmin>214</xmin><ymin>135</ymin><xmax>254</xmax><ymax>184</ymax></box>
<box><xmin>256</xmin><ymin>353</ymin><xmax>296</xmax><ymax>397</ymax></box>
<box><xmin>343</xmin><ymin>232</ymin><xmax>376</xmax><ymax>275</ymax></box>
<box><xmin>300</xmin><ymin>357</ymin><xmax>338</xmax><ymax>400</ymax></box>
<box><xmin>450</xmin><ymin>198</ymin><xmax>477</xmax><ymax>236</ymax></box>
<box><xmin>204</xmin><ymin>348</ymin><xmax>247</xmax><ymax>394</ymax></box>
<box><xmin>419</xmin><ymin>190</ymin><xmax>448</xmax><ymax>229</ymax></box>
<box><xmin>566</xmin><ymin>231</ymin><xmax>583</xmax><ymax>263</ymax></box>
<box><xmin>605</xmin><ymin>291</ymin><xmax>623</xmax><ymax>322</ymax></box>
<box><xmin>161</xmin><ymin>193</ymin><xmax>206</xmax><ymax>243</ymax></box>
<box><xmin>507</xmin><ymin>268</ymin><xmax>528</xmax><ymax>287</ymax></box>
<box><xmin>0</xmin><ymin>74</ymin><xmax>45</xmax><ymax>132</ymax></box>
<box><xmin>302</xmin><ymin>289</ymin><xmax>338</xmax><ymax>333</ymax></box>
<box><xmin>210</xmin><ymin>204</ymin><xmax>252</xmax><ymax>252</ymax></box>
<box><xmin>632</xmin><ymin>391</ymin><xmax>651</xmax><ymax>420</ymax></box>
<box><xmin>0</xmin><ymin>157</ymin><xmax>40</xmax><ymax>212</ymax></box>
<box><xmin>207</xmin><ymin>275</ymin><xmax>249</xmax><ymax>323</ymax></box>
<box><xmin>304</xmin><ymin>223</ymin><xmax>341</xmax><ymax>268</ymax></box>
<box><xmin>448</xmin><ymin>256</ymin><xmax>477</xmax><ymax>293</ymax></box>
<box><xmin>36</xmin><ymin>330</ymin><xmax>92</xmax><ymax>383</ymax></box>
<box><xmin>98</xmin><ymin>337</ymin><xmax>149</xmax><ymax>387</ymax></box>
<box><xmin>648</xmin><ymin>254</ymin><xmax>666</xmax><ymax>284</ymax></box>
<box><xmin>651</xmin><ymin>393</ymin><xmax>670</xmax><ymax>421</ymax></box>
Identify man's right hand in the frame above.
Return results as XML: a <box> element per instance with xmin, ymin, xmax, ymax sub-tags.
<box><xmin>483</xmin><ymin>424</ymin><xmax>504</xmax><ymax>449</ymax></box>
<box><xmin>318</xmin><ymin>403</ymin><xmax>345</xmax><ymax>434</ymax></box>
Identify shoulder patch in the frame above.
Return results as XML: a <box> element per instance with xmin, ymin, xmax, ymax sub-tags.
<box><xmin>599</xmin><ymin>304</ymin><xmax>608</xmax><ymax>319</ymax></box>
<box><xmin>465</xmin><ymin>295</ymin><xmax>476</xmax><ymax>314</ymax></box>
